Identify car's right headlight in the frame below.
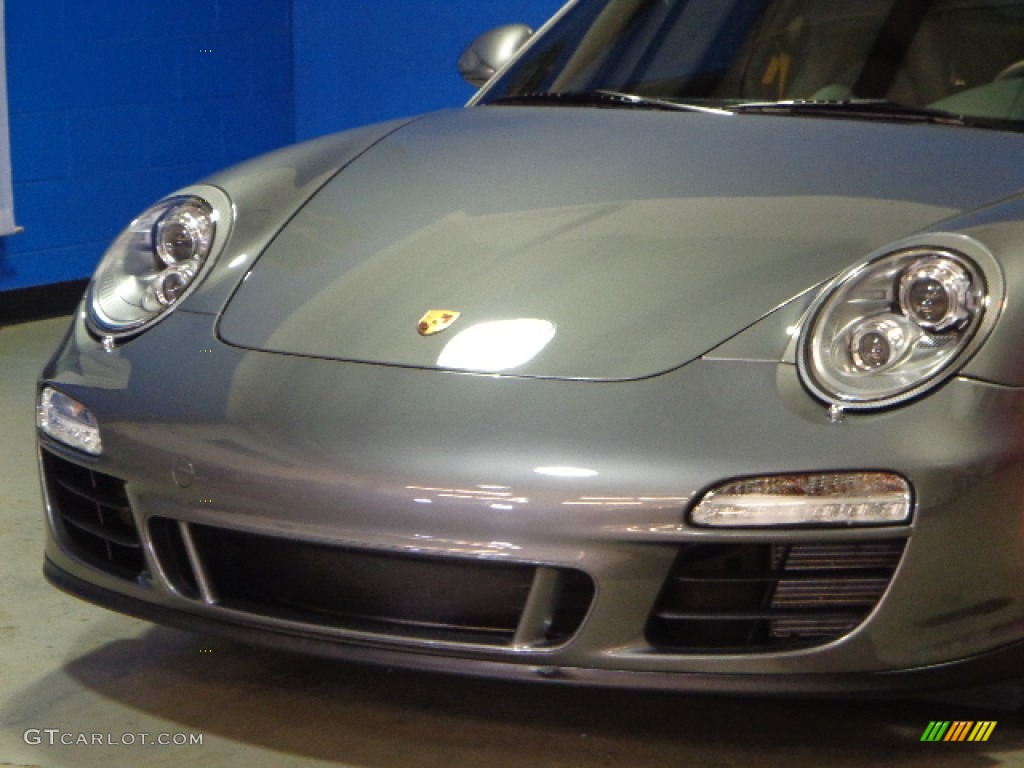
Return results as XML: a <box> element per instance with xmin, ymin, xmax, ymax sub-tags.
<box><xmin>798</xmin><ymin>239</ymin><xmax>1003</xmax><ymax>410</ymax></box>
<box><xmin>86</xmin><ymin>186</ymin><xmax>232</xmax><ymax>340</ymax></box>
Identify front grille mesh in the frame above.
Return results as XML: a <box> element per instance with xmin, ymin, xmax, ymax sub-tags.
<box><xmin>41</xmin><ymin>449</ymin><xmax>144</xmax><ymax>580</ymax></box>
<box><xmin>646</xmin><ymin>540</ymin><xmax>906</xmax><ymax>653</ymax></box>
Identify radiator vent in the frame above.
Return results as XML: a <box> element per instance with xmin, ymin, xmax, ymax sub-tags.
<box><xmin>646</xmin><ymin>540</ymin><xmax>906</xmax><ymax>653</ymax></box>
<box><xmin>41</xmin><ymin>449</ymin><xmax>144</xmax><ymax>580</ymax></box>
<box><xmin>149</xmin><ymin>519</ymin><xmax>595</xmax><ymax>648</ymax></box>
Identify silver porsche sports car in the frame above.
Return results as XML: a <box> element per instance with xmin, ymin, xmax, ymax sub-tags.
<box><xmin>37</xmin><ymin>0</ymin><xmax>1024</xmax><ymax>693</ymax></box>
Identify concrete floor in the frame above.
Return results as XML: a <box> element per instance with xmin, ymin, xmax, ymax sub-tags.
<box><xmin>2</xmin><ymin>316</ymin><xmax>1024</xmax><ymax>768</ymax></box>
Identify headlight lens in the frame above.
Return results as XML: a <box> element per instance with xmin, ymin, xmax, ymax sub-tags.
<box><xmin>87</xmin><ymin>195</ymin><xmax>220</xmax><ymax>337</ymax></box>
<box><xmin>799</xmin><ymin>246</ymin><xmax>996</xmax><ymax>409</ymax></box>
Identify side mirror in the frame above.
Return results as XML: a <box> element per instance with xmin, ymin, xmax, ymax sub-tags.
<box><xmin>458</xmin><ymin>24</ymin><xmax>534</xmax><ymax>87</ymax></box>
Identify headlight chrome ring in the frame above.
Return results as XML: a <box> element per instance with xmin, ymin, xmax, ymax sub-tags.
<box><xmin>798</xmin><ymin>239</ymin><xmax>1002</xmax><ymax>410</ymax></box>
<box><xmin>86</xmin><ymin>188</ymin><xmax>231</xmax><ymax>340</ymax></box>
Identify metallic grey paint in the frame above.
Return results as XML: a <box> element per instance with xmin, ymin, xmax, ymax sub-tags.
<box><xmin>39</xmin><ymin>296</ymin><xmax>1024</xmax><ymax>686</ymax></box>
<box><xmin>458</xmin><ymin>24</ymin><xmax>534</xmax><ymax>87</ymax></box>
<box><xmin>36</xmin><ymin>9</ymin><xmax>1024</xmax><ymax>692</ymax></box>
<box><xmin>219</xmin><ymin>108</ymin><xmax>1024</xmax><ymax>381</ymax></box>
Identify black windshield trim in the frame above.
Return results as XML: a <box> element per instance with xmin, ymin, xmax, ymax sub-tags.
<box><xmin>486</xmin><ymin>92</ymin><xmax>1024</xmax><ymax>133</ymax></box>
<box><xmin>488</xmin><ymin>90</ymin><xmax>732</xmax><ymax>114</ymax></box>
<box><xmin>727</xmin><ymin>99</ymin><xmax>1024</xmax><ymax>133</ymax></box>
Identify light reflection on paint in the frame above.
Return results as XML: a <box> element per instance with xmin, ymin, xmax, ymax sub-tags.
<box><xmin>534</xmin><ymin>466</ymin><xmax>599</xmax><ymax>478</ymax></box>
<box><xmin>405</xmin><ymin>482</ymin><xmax>689</xmax><ymax>514</ymax></box>
<box><xmin>563</xmin><ymin>495</ymin><xmax>688</xmax><ymax>507</ymax></box>
<box><xmin>437</xmin><ymin>318</ymin><xmax>556</xmax><ymax>372</ymax></box>
<box><xmin>406</xmin><ymin>484</ymin><xmax>529</xmax><ymax>507</ymax></box>
<box><xmin>409</xmin><ymin>533</ymin><xmax>522</xmax><ymax>555</ymax></box>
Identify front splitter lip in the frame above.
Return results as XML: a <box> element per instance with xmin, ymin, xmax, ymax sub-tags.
<box><xmin>44</xmin><ymin>557</ymin><xmax>1024</xmax><ymax>696</ymax></box>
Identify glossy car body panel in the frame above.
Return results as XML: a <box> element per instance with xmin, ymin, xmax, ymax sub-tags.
<box><xmin>218</xmin><ymin>107</ymin><xmax>1024</xmax><ymax>380</ymax></box>
<box><xmin>37</xmin><ymin>0</ymin><xmax>1024</xmax><ymax>693</ymax></box>
<box><xmin>180</xmin><ymin>119</ymin><xmax>417</xmax><ymax>317</ymax></box>
<box><xmin>41</xmin><ymin>278</ymin><xmax>1024</xmax><ymax>688</ymax></box>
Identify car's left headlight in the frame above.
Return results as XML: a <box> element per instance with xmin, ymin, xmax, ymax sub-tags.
<box><xmin>86</xmin><ymin>187</ymin><xmax>232</xmax><ymax>339</ymax></box>
<box><xmin>798</xmin><ymin>241</ymin><xmax>1002</xmax><ymax>410</ymax></box>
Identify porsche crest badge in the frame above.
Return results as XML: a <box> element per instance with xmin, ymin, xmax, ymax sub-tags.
<box><xmin>418</xmin><ymin>310</ymin><xmax>461</xmax><ymax>336</ymax></box>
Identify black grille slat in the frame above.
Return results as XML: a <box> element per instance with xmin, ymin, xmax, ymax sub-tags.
<box><xmin>59</xmin><ymin>506</ymin><xmax>142</xmax><ymax>549</ymax></box>
<box><xmin>53</xmin><ymin>477</ymin><xmax>132</xmax><ymax>513</ymax></box>
<box><xmin>770</xmin><ymin>578</ymin><xmax>890</xmax><ymax>608</ymax></box>
<box><xmin>670</xmin><ymin>568</ymin><xmax>896</xmax><ymax>584</ymax></box>
<box><xmin>646</xmin><ymin>540</ymin><xmax>905</xmax><ymax>653</ymax></box>
<box><xmin>771</xmin><ymin>616</ymin><xmax>863</xmax><ymax>638</ymax></box>
<box><xmin>783</xmin><ymin>543</ymin><xmax>906</xmax><ymax>570</ymax></box>
<box><xmin>653</xmin><ymin>609</ymin><xmax>873</xmax><ymax>621</ymax></box>
<box><xmin>41</xmin><ymin>450</ymin><xmax>145</xmax><ymax>580</ymax></box>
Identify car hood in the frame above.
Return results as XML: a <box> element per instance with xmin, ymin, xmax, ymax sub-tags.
<box><xmin>218</xmin><ymin>107</ymin><xmax>1024</xmax><ymax>380</ymax></box>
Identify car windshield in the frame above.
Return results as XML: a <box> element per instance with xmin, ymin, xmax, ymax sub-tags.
<box><xmin>479</xmin><ymin>0</ymin><xmax>1024</xmax><ymax>130</ymax></box>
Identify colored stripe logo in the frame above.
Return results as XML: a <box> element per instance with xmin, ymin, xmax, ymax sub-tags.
<box><xmin>921</xmin><ymin>721</ymin><xmax>997</xmax><ymax>742</ymax></box>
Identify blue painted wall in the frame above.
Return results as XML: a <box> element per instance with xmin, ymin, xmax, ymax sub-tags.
<box><xmin>2</xmin><ymin>0</ymin><xmax>295</xmax><ymax>292</ymax></box>
<box><xmin>0</xmin><ymin>0</ymin><xmax>564</xmax><ymax>292</ymax></box>
<box><xmin>293</xmin><ymin>1</ymin><xmax>563</xmax><ymax>139</ymax></box>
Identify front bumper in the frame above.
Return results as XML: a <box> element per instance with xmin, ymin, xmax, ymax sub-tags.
<box><xmin>42</xmin><ymin>556</ymin><xmax>1024</xmax><ymax>694</ymax></box>
<box><xmin>37</xmin><ymin>310</ymin><xmax>1024</xmax><ymax>692</ymax></box>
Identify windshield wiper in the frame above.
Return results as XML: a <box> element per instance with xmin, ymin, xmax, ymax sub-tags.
<box><xmin>489</xmin><ymin>90</ymin><xmax>731</xmax><ymax>115</ymax></box>
<box><xmin>488</xmin><ymin>94</ymin><xmax>1020</xmax><ymax>132</ymax></box>
<box><xmin>728</xmin><ymin>99</ymin><xmax>984</xmax><ymax>128</ymax></box>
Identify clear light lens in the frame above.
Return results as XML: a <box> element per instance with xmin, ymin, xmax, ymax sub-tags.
<box><xmin>87</xmin><ymin>195</ymin><xmax>216</xmax><ymax>337</ymax></box>
<box><xmin>800</xmin><ymin>248</ymin><xmax>989</xmax><ymax>408</ymax></box>
<box><xmin>155</xmin><ymin>201</ymin><xmax>213</xmax><ymax>265</ymax></box>
<box><xmin>37</xmin><ymin>387</ymin><xmax>102</xmax><ymax>455</ymax></box>
<box><xmin>154</xmin><ymin>262</ymin><xmax>199</xmax><ymax>306</ymax></box>
<box><xmin>690</xmin><ymin>473</ymin><xmax>911</xmax><ymax>528</ymax></box>
<box><xmin>848</xmin><ymin>317</ymin><xmax>911</xmax><ymax>372</ymax></box>
<box><xmin>898</xmin><ymin>257</ymin><xmax>972</xmax><ymax>331</ymax></box>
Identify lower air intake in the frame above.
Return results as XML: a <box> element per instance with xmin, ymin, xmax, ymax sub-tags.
<box><xmin>154</xmin><ymin>521</ymin><xmax>594</xmax><ymax>648</ymax></box>
<box><xmin>646</xmin><ymin>539</ymin><xmax>906</xmax><ymax>653</ymax></box>
<box><xmin>41</xmin><ymin>449</ymin><xmax>144</xmax><ymax>580</ymax></box>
